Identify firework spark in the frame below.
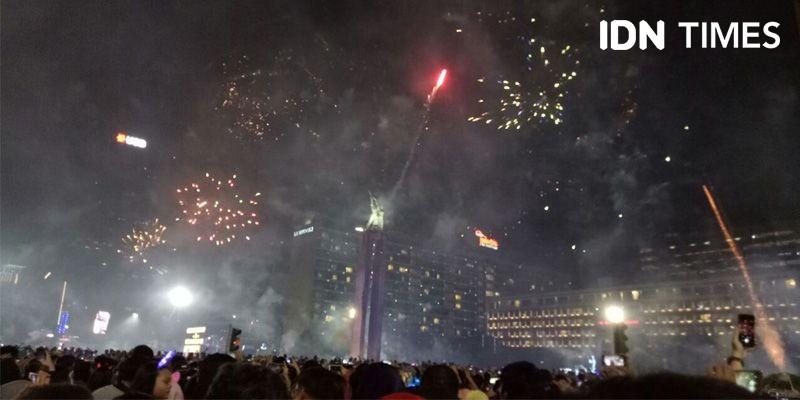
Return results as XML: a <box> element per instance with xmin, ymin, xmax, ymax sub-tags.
<box><xmin>468</xmin><ymin>19</ymin><xmax>580</xmax><ymax>130</ymax></box>
<box><xmin>216</xmin><ymin>53</ymin><xmax>326</xmax><ymax>142</ymax></box>
<box><xmin>175</xmin><ymin>172</ymin><xmax>261</xmax><ymax>246</ymax></box>
<box><xmin>119</xmin><ymin>219</ymin><xmax>166</xmax><ymax>263</ymax></box>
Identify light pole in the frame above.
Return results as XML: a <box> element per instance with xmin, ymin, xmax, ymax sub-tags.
<box><xmin>604</xmin><ymin>305</ymin><xmax>628</xmax><ymax>355</ymax></box>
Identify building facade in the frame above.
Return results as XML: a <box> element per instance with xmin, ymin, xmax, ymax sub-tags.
<box><xmin>487</xmin><ymin>225</ymin><xmax>800</xmax><ymax>369</ymax></box>
<box><xmin>488</xmin><ymin>225</ymin><xmax>800</xmax><ymax>341</ymax></box>
<box><xmin>638</xmin><ymin>226</ymin><xmax>800</xmax><ymax>280</ymax></box>
<box><xmin>284</xmin><ymin>222</ymin><xmax>548</xmax><ymax>361</ymax></box>
<box><xmin>488</xmin><ymin>272</ymin><xmax>798</xmax><ymax>348</ymax></box>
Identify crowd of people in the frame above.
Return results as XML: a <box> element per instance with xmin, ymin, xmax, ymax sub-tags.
<box><xmin>1</xmin><ymin>337</ymin><xmax>797</xmax><ymax>399</ymax></box>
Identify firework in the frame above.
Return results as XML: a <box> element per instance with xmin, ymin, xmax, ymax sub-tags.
<box><xmin>468</xmin><ymin>19</ymin><xmax>580</xmax><ymax>130</ymax></box>
<box><xmin>216</xmin><ymin>52</ymin><xmax>326</xmax><ymax>141</ymax></box>
<box><xmin>389</xmin><ymin>68</ymin><xmax>449</xmax><ymax>202</ymax></box>
<box><xmin>120</xmin><ymin>219</ymin><xmax>166</xmax><ymax>263</ymax></box>
<box><xmin>702</xmin><ymin>185</ymin><xmax>785</xmax><ymax>370</ymax></box>
<box><xmin>427</xmin><ymin>69</ymin><xmax>447</xmax><ymax>103</ymax></box>
<box><xmin>175</xmin><ymin>172</ymin><xmax>261</xmax><ymax>246</ymax></box>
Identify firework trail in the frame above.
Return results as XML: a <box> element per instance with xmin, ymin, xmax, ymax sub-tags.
<box><xmin>702</xmin><ymin>185</ymin><xmax>785</xmax><ymax>370</ymax></box>
<box><xmin>388</xmin><ymin>69</ymin><xmax>447</xmax><ymax>202</ymax></box>
<box><xmin>119</xmin><ymin>219</ymin><xmax>166</xmax><ymax>263</ymax></box>
<box><xmin>468</xmin><ymin>19</ymin><xmax>579</xmax><ymax>130</ymax></box>
<box><xmin>176</xmin><ymin>172</ymin><xmax>261</xmax><ymax>246</ymax></box>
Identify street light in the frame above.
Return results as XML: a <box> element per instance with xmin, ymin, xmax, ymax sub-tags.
<box><xmin>604</xmin><ymin>305</ymin><xmax>625</xmax><ymax>324</ymax></box>
<box><xmin>604</xmin><ymin>305</ymin><xmax>629</xmax><ymax>355</ymax></box>
<box><xmin>168</xmin><ymin>286</ymin><xmax>194</xmax><ymax>308</ymax></box>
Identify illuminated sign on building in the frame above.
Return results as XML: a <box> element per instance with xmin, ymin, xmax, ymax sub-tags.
<box><xmin>92</xmin><ymin>311</ymin><xmax>110</xmax><ymax>335</ymax></box>
<box><xmin>183</xmin><ymin>326</ymin><xmax>207</xmax><ymax>354</ymax></box>
<box><xmin>57</xmin><ymin>311</ymin><xmax>70</xmax><ymax>335</ymax></box>
<box><xmin>475</xmin><ymin>229</ymin><xmax>499</xmax><ymax>250</ymax></box>
<box><xmin>293</xmin><ymin>226</ymin><xmax>314</xmax><ymax>237</ymax></box>
<box><xmin>115</xmin><ymin>132</ymin><xmax>147</xmax><ymax>149</ymax></box>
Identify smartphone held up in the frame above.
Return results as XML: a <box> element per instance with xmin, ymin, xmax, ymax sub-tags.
<box><xmin>737</xmin><ymin>314</ymin><xmax>755</xmax><ymax>348</ymax></box>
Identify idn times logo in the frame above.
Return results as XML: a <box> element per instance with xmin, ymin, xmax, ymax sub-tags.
<box><xmin>600</xmin><ymin>20</ymin><xmax>780</xmax><ymax>50</ymax></box>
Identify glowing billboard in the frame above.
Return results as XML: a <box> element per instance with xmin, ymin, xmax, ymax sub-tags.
<box><xmin>115</xmin><ymin>132</ymin><xmax>147</xmax><ymax>149</ymax></box>
<box><xmin>183</xmin><ymin>326</ymin><xmax>207</xmax><ymax>354</ymax></box>
<box><xmin>474</xmin><ymin>229</ymin><xmax>499</xmax><ymax>250</ymax></box>
<box><xmin>92</xmin><ymin>311</ymin><xmax>111</xmax><ymax>335</ymax></box>
<box><xmin>293</xmin><ymin>226</ymin><xmax>314</xmax><ymax>237</ymax></box>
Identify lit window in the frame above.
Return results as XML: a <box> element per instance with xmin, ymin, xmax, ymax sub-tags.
<box><xmin>787</xmin><ymin>279</ymin><xmax>797</xmax><ymax>289</ymax></box>
<box><xmin>455</xmin><ymin>303</ymin><xmax>462</xmax><ymax>310</ymax></box>
<box><xmin>433</xmin><ymin>318</ymin><xmax>440</xmax><ymax>324</ymax></box>
<box><xmin>631</xmin><ymin>290</ymin><xmax>640</xmax><ymax>300</ymax></box>
<box><xmin>514</xmin><ymin>299</ymin><xmax>521</xmax><ymax>308</ymax></box>
<box><xmin>345</xmin><ymin>266</ymin><xmax>353</xmax><ymax>273</ymax></box>
<box><xmin>455</xmin><ymin>293</ymin><xmax>462</xmax><ymax>301</ymax></box>
<box><xmin>387</xmin><ymin>264</ymin><xmax>394</xmax><ymax>271</ymax></box>
<box><xmin>325</xmin><ymin>315</ymin><xmax>334</xmax><ymax>322</ymax></box>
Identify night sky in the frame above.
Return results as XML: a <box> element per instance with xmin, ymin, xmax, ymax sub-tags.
<box><xmin>2</xmin><ymin>0</ymin><xmax>799</xmax><ymax>298</ymax></box>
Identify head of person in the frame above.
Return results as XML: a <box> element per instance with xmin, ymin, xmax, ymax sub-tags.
<box><xmin>129</xmin><ymin>345</ymin><xmax>154</xmax><ymax>363</ymax></box>
<box><xmin>50</xmin><ymin>354</ymin><xmax>76</xmax><ymax>384</ymax></box>
<box><xmin>418</xmin><ymin>365</ymin><xmax>459</xmax><ymax>400</ymax></box>
<box><xmin>294</xmin><ymin>367</ymin><xmax>345</xmax><ymax>400</ymax></box>
<box><xmin>23</xmin><ymin>359</ymin><xmax>42</xmax><ymax>381</ymax></box>
<box><xmin>15</xmin><ymin>383</ymin><xmax>92</xmax><ymax>399</ymax></box>
<box><xmin>301</xmin><ymin>360</ymin><xmax>322</xmax><ymax>371</ymax></box>
<box><xmin>1</xmin><ymin>357</ymin><xmax>22</xmax><ymax>384</ymax></box>
<box><xmin>496</xmin><ymin>361</ymin><xmax>552</xmax><ymax>399</ymax></box>
<box><xmin>587</xmin><ymin>372</ymin><xmax>757</xmax><ymax>399</ymax></box>
<box><xmin>347</xmin><ymin>363</ymin><xmax>368</xmax><ymax>397</ymax></box>
<box><xmin>129</xmin><ymin>362</ymin><xmax>172</xmax><ymax>399</ymax></box>
<box><xmin>167</xmin><ymin>354</ymin><xmax>186</xmax><ymax>372</ymax></box>
<box><xmin>117</xmin><ymin>358</ymin><xmax>143</xmax><ymax>387</ymax></box>
<box><xmin>0</xmin><ymin>345</ymin><xmax>19</xmax><ymax>360</ymax></box>
<box><xmin>189</xmin><ymin>353</ymin><xmax>235</xmax><ymax>398</ymax></box>
<box><xmin>72</xmin><ymin>359</ymin><xmax>91</xmax><ymax>384</ymax></box>
<box><xmin>352</xmin><ymin>362</ymin><xmax>404</xmax><ymax>399</ymax></box>
<box><xmin>241</xmin><ymin>369</ymin><xmax>291</xmax><ymax>399</ymax></box>
<box><xmin>205</xmin><ymin>362</ymin><xmax>262</xmax><ymax>399</ymax></box>
<box><xmin>87</xmin><ymin>367</ymin><xmax>113</xmax><ymax>392</ymax></box>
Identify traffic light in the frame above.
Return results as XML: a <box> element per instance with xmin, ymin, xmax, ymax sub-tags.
<box><xmin>229</xmin><ymin>327</ymin><xmax>242</xmax><ymax>353</ymax></box>
<box><xmin>613</xmin><ymin>323</ymin><xmax>629</xmax><ymax>355</ymax></box>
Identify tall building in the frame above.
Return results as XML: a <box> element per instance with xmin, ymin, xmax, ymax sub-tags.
<box><xmin>0</xmin><ymin>264</ymin><xmax>29</xmax><ymax>341</ymax></box>
<box><xmin>0</xmin><ymin>264</ymin><xmax>26</xmax><ymax>286</ymax></box>
<box><xmin>639</xmin><ymin>226</ymin><xmax>800</xmax><ymax>280</ymax></box>
<box><xmin>488</xmin><ymin>272</ymin><xmax>798</xmax><ymax>347</ymax></box>
<box><xmin>283</xmin><ymin>220</ymin><xmax>555</xmax><ymax>360</ymax></box>
<box><xmin>487</xmin><ymin>226</ymin><xmax>800</xmax><ymax>369</ymax></box>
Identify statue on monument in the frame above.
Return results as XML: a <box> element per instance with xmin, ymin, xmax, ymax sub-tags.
<box><xmin>366</xmin><ymin>192</ymin><xmax>384</xmax><ymax>231</ymax></box>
